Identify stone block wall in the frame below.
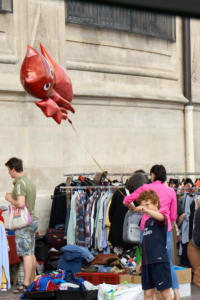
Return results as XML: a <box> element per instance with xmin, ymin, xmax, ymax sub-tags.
<box><xmin>1</xmin><ymin>0</ymin><xmax>199</xmax><ymax>232</ymax></box>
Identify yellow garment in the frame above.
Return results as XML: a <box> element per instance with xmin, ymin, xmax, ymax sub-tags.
<box><xmin>105</xmin><ymin>195</ymin><xmax>112</xmax><ymax>245</ymax></box>
<box><xmin>0</xmin><ymin>220</ymin><xmax>8</xmax><ymax>290</ymax></box>
<box><xmin>1</xmin><ymin>267</ymin><xmax>6</xmax><ymax>289</ymax></box>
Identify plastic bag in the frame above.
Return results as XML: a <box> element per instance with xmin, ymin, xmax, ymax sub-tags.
<box><xmin>7</xmin><ymin>204</ymin><xmax>32</xmax><ymax>230</ymax></box>
<box><xmin>98</xmin><ymin>283</ymin><xmax>144</xmax><ymax>300</ymax></box>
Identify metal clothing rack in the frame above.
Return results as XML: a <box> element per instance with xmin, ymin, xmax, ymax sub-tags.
<box><xmin>60</xmin><ymin>185</ymin><xmax>200</xmax><ymax>192</ymax></box>
<box><xmin>63</xmin><ymin>172</ymin><xmax>134</xmax><ymax>176</ymax></box>
<box><xmin>61</xmin><ymin>171</ymin><xmax>200</xmax><ymax>191</ymax></box>
<box><xmin>64</xmin><ymin>171</ymin><xmax>200</xmax><ymax>177</ymax></box>
<box><xmin>61</xmin><ymin>185</ymin><xmax>125</xmax><ymax>191</ymax></box>
<box><xmin>174</xmin><ymin>187</ymin><xmax>200</xmax><ymax>191</ymax></box>
<box><xmin>63</xmin><ymin>172</ymin><xmax>134</xmax><ymax>185</ymax></box>
<box><xmin>167</xmin><ymin>172</ymin><xmax>200</xmax><ymax>176</ymax></box>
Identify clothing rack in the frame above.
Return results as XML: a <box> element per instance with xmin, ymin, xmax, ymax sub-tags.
<box><xmin>61</xmin><ymin>185</ymin><xmax>200</xmax><ymax>192</ymax></box>
<box><xmin>167</xmin><ymin>172</ymin><xmax>200</xmax><ymax>176</ymax></box>
<box><xmin>61</xmin><ymin>172</ymin><xmax>200</xmax><ymax>192</ymax></box>
<box><xmin>64</xmin><ymin>172</ymin><xmax>200</xmax><ymax>177</ymax></box>
<box><xmin>174</xmin><ymin>187</ymin><xmax>200</xmax><ymax>191</ymax></box>
<box><xmin>63</xmin><ymin>172</ymin><xmax>134</xmax><ymax>176</ymax></box>
<box><xmin>63</xmin><ymin>172</ymin><xmax>134</xmax><ymax>184</ymax></box>
<box><xmin>60</xmin><ymin>185</ymin><xmax>125</xmax><ymax>190</ymax></box>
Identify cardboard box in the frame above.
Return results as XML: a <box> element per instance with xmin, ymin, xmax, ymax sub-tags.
<box><xmin>120</xmin><ymin>268</ymin><xmax>192</xmax><ymax>299</ymax></box>
<box><xmin>119</xmin><ymin>268</ymin><xmax>192</xmax><ymax>285</ymax></box>
<box><xmin>119</xmin><ymin>273</ymin><xmax>141</xmax><ymax>284</ymax></box>
<box><xmin>176</xmin><ymin>268</ymin><xmax>192</xmax><ymax>284</ymax></box>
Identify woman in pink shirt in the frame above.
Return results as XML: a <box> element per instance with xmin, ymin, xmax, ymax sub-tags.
<box><xmin>124</xmin><ymin>165</ymin><xmax>180</xmax><ymax>300</ymax></box>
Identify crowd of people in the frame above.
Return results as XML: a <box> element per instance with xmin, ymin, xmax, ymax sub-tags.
<box><xmin>1</xmin><ymin>158</ymin><xmax>200</xmax><ymax>300</ymax></box>
<box><xmin>111</xmin><ymin>165</ymin><xmax>200</xmax><ymax>300</ymax></box>
<box><xmin>123</xmin><ymin>165</ymin><xmax>179</xmax><ymax>300</ymax></box>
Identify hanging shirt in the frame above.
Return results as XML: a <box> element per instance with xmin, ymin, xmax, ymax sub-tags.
<box><xmin>67</xmin><ymin>191</ymin><xmax>78</xmax><ymax>245</ymax></box>
<box><xmin>75</xmin><ymin>191</ymin><xmax>87</xmax><ymax>246</ymax></box>
<box><xmin>85</xmin><ymin>191</ymin><xmax>97</xmax><ymax>247</ymax></box>
<box><xmin>96</xmin><ymin>191</ymin><xmax>112</xmax><ymax>251</ymax></box>
<box><xmin>102</xmin><ymin>192</ymin><xmax>113</xmax><ymax>249</ymax></box>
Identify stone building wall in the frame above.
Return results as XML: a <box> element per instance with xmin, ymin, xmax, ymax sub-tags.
<box><xmin>191</xmin><ymin>19</ymin><xmax>200</xmax><ymax>171</ymax></box>
<box><xmin>0</xmin><ymin>0</ymin><xmax>197</xmax><ymax>232</ymax></box>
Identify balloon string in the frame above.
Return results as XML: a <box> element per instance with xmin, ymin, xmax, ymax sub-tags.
<box><xmin>69</xmin><ymin>121</ymin><xmax>126</xmax><ymax>197</ymax></box>
<box><xmin>70</xmin><ymin>122</ymin><xmax>105</xmax><ymax>173</ymax></box>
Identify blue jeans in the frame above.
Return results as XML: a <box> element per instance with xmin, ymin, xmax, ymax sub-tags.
<box><xmin>167</xmin><ymin>230</ymin><xmax>179</xmax><ymax>290</ymax></box>
<box><xmin>140</xmin><ymin>229</ymin><xmax>179</xmax><ymax>290</ymax></box>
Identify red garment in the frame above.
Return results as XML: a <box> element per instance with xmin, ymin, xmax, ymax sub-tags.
<box><xmin>7</xmin><ymin>235</ymin><xmax>21</xmax><ymax>264</ymax></box>
<box><xmin>0</xmin><ymin>209</ymin><xmax>4</xmax><ymax>223</ymax></box>
<box><xmin>184</xmin><ymin>183</ymin><xmax>193</xmax><ymax>194</ymax></box>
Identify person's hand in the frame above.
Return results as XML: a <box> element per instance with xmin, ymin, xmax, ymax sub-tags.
<box><xmin>178</xmin><ymin>213</ymin><xmax>186</xmax><ymax>227</ymax></box>
<box><xmin>5</xmin><ymin>192</ymin><xmax>12</xmax><ymax>203</ymax></box>
<box><xmin>128</xmin><ymin>203</ymin><xmax>136</xmax><ymax>210</ymax></box>
<box><xmin>135</xmin><ymin>205</ymin><xmax>146</xmax><ymax>213</ymax></box>
<box><xmin>136</xmin><ymin>263</ymin><xmax>142</xmax><ymax>273</ymax></box>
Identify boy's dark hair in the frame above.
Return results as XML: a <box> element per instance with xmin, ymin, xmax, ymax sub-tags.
<box><xmin>5</xmin><ymin>157</ymin><xmax>23</xmax><ymax>172</ymax></box>
<box><xmin>150</xmin><ymin>164</ymin><xmax>167</xmax><ymax>183</ymax></box>
<box><xmin>136</xmin><ymin>190</ymin><xmax>160</xmax><ymax>209</ymax></box>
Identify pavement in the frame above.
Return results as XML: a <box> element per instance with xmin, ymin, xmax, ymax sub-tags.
<box><xmin>0</xmin><ymin>283</ymin><xmax>199</xmax><ymax>299</ymax></box>
<box><xmin>0</xmin><ymin>287</ymin><xmax>22</xmax><ymax>300</ymax></box>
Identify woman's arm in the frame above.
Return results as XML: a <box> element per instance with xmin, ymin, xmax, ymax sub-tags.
<box><xmin>170</xmin><ymin>189</ymin><xmax>177</xmax><ymax>223</ymax></box>
<box><xmin>123</xmin><ymin>184</ymin><xmax>146</xmax><ymax>206</ymax></box>
<box><xmin>178</xmin><ymin>213</ymin><xmax>186</xmax><ymax>227</ymax></box>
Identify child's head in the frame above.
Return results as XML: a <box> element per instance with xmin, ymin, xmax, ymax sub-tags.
<box><xmin>136</xmin><ymin>190</ymin><xmax>160</xmax><ymax>210</ymax></box>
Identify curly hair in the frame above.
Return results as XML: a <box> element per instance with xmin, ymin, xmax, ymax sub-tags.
<box><xmin>136</xmin><ymin>190</ymin><xmax>160</xmax><ymax>209</ymax></box>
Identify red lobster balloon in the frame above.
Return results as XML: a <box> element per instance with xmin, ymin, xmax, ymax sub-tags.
<box><xmin>20</xmin><ymin>44</ymin><xmax>74</xmax><ymax>124</ymax></box>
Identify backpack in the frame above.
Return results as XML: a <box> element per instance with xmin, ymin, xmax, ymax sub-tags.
<box><xmin>35</xmin><ymin>235</ymin><xmax>49</xmax><ymax>261</ymax></box>
<box><xmin>122</xmin><ymin>210</ymin><xmax>142</xmax><ymax>244</ymax></box>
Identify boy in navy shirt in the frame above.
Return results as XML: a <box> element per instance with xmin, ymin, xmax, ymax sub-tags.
<box><xmin>135</xmin><ymin>190</ymin><xmax>172</xmax><ymax>300</ymax></box>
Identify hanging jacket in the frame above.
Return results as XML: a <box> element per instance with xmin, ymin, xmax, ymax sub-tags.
<box><xmin>108</xmin><ymin>188</ymin><xmax>131</xmax><ymax>248</ymax></box>
<box><xmin>49</xmin><ymin>183</ymin><xmax>67</xmax><ymax>228</ymax></box>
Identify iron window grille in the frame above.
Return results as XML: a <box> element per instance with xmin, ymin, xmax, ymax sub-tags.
<box><xmin>66</xmin><ymin>0</ymin><xmax>176</xmax><ymax>42</ymax></box>
<box><xmin>0</xmin><ymin>0</ymin><xmax>13</xmax><ymax>13</ymax></box>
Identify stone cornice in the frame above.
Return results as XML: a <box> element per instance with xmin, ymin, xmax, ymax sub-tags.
<box><xmin>66</xmin><ymin>60</ymin><xmax>178</xmax><ymax>81</ymax></box>
<box><xmin>0</xmin><ymin>54</ymin><xmax>19</xmax><ymax>64</ymax></box>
